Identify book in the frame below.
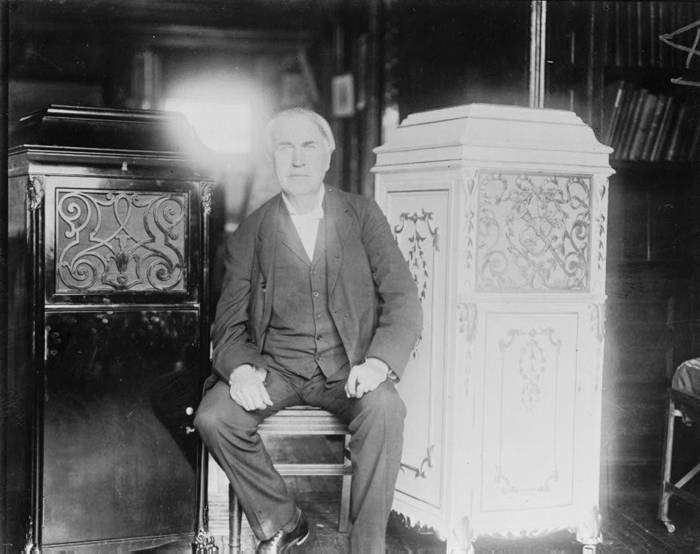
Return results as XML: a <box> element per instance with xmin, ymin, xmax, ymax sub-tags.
<box><xmin>688</xmin><ymin>109</ymin><xmax>700</xmax><ymax>162</ymax></box>
<box><xmin>618</xmin><ymin>88</ymin><xmax>647</xmax><ymax>159</ymax></box>
<box><xmin>629</xmin><ymin>93</ymin><xmax>658</xmax><ymax>160</ymax></box>
<box><xmin>603</xmin><ymin>80</ymin><xmax>628</xmax><ymax>145</ymax></box>
<box><xmin>611</xmin><ymin>86</ymin><xmax>642</xmax><ymax>158</ymax></box>
<box><xmin>664</xmin><ymin>103</ymin><xmax>687</xmax><ymax>161</ymax></box>
<box><xmin>650</xmin><ymin>97</ymin><xmax>675</xmax><ymax>162</ymax></box>
<box><xmin>641</xmin><ymin>95</ymin><xmax>668</xmax><ymax>160</ymax></box>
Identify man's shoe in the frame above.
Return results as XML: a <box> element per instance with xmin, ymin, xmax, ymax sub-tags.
<box><xmin>255</xmin><ymin>511</ymin><xmax>310</xmax><ymax>553</ymax></box>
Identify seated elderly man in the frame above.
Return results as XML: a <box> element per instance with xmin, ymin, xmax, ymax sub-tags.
<box><xmin>195</xmin><ymin>107</ymin><xmax>422</xmax><ymax>554</ymax></box>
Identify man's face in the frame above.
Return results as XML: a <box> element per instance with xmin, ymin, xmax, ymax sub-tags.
<box><xmin>270</xmin><ymin>114</ymin><xmax>331</xmax><ymax>198</ymax></box>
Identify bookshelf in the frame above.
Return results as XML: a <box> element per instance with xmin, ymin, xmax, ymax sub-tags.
<box><xmin>548</xmin><ymin>1</ymin><xmax>700</xmax><ymax>470</ymax></box>
<box><xmin>600</xmin><ymin>1</ymin><xmax>700</xmax><ymax>162</ymax></box>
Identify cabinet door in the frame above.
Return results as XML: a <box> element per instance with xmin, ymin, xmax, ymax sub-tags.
<box><xmin>471</xmin><ymin>305</ymin><xmax>599</xmax><ymax>534</ymax></box>
<box><xmin>42</xmin><ymin>310</ymin><xmax>200</xmax><ymax>547</ymax></box>
<box><xmin>377</xmin><ymin>175</ymin><xmax>453</xmax><ymax>525</ymax></box>
<box><xmin>45</xmin><ymin>176</ymin><xmax>201</xmax><ymax>304</ymax></box>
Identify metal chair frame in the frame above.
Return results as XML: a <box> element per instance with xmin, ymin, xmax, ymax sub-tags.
<box><xmin>658</xmin><ymin>388</ymin><xmax>700</xmax><ymax>533</ymax></box>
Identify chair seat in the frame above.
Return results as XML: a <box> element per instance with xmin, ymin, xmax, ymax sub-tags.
<box><xmin>259</xmin><ymin>406</ymin><xmax>348</xmax><ymax>435</ymax></box>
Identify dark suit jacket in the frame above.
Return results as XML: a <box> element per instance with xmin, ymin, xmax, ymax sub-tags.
<box><xmin>210</xmin><ymin>185</ymin><xmax>422</xmax><ymax>384</ymax></box>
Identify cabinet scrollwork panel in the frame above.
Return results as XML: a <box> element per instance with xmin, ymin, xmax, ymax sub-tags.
<box><xmin>44</xmin><ymin>177</ymin><xmax>201</xmax><ymax>303</ymax></box>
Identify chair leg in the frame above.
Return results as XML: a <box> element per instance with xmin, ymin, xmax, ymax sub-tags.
<box><xmin>339</xmin><ymin>434</ymin><xmax>351</xmax><ymax>533</ymax></box>
<box><xmin>658</xmin><ymin>394</ymin><xmax>676</xmax><ymax>533</ymax></box>
<box><xmin>339</xmin><ymin>473</ymin><xmax>352</xmax><ymax>533</ymax></box>
<box><xmin>229</xmin><ymin>485</ymin><xmax>243</xmax><ymax>553</ymax></box>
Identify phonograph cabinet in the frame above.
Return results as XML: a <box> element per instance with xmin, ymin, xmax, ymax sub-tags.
<box><xmin>6</xmin><ymin>106</ymin><xmax>216</xmax><ymax>552</ymax></box>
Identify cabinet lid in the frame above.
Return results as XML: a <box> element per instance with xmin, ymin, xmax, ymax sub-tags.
<box><xmin>9</xmin><ymin>104</ymin><xmax>203</xmax><ymax>156</ymax></box>
<box><xmin>373</xmin><ymin>103</ymin><xmax>613</xmax><ymax>171</ymax></box>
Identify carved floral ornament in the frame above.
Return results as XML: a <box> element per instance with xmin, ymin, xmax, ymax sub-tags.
<box><xmin>55</xmin><ymin>190</ymin><xmax>187</xmax><ymax>293</ymax></box>
<box><xmin>499</xmin><ymin>326</ymin><xmax>561</xmax><ymax>412</ymax></box>
<box><xmin>27</xmin><ymin>175</ymin><xmax>45</xmax><ymax>210</ymax></box>
<box><xmin>200</xmin><ymin>182</ymin><xmax>214</xmax><ymax>216</ymax></box>
<box><xmin>476</xmin><ymin>172</ymin><xmax>592</xmax><ymax>292</ymax></box>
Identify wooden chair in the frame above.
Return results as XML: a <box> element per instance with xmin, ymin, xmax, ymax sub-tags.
<box><xmin>228</xmin><ymin>406</ymin><xmax>352</xmax><ymax>553</ymax></box>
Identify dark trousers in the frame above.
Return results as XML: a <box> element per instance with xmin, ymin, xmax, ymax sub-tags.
<box><xmin>194</xmin><ymin>367</ymin><xmax>405</xmax><ymax>554</ymax></box>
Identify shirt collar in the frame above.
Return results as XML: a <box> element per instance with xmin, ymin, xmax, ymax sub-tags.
<box><xmin>281</xmin><ymin>185</ymin><xmax>325</xmax><ymax>218</ymax></box>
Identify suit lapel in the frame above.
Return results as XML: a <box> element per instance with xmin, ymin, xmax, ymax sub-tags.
<box><xmin>257</xmin><ymin>196</ymin><xmax>281</xmax><ymax>281</ymax></box>
<box><xmin>324</xmin><ymin>187</ymin><xmax>352</xmax><ymax>295</ymax></box>
<box><xmin>256</xmin><ymin>197</ymin><xmax>282</xmax><ymax>335</ymax></box>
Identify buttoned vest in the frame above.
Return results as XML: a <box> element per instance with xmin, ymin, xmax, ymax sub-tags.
<box><xmin>261</xmin><ymin>213</ymin><xmax>348</xmax><ymax>379</ymax></box>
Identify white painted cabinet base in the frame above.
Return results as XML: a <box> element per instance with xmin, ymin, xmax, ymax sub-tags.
<box><xmin>373</xmin><ymin>104</ymin><xmax>613</xmax><ymax>552</ymax></box>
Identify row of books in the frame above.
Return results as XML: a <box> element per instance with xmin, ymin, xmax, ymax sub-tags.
<box><xmin>603</xmin><ymin>81</ymin><xmax>700</xmax><ymax>162</ymax></box>
<box><xmin>603</xmin><ymin>1</ymin><xmax>700</xmax><ymax>69</ymax></box>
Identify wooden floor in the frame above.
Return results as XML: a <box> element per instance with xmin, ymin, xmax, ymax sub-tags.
<box><xmin>142</xmin><ymin>426</ymin><xmax>700</xmax><ymax>554</ymax></box>
<box><xmin>146</xmin><ymin>462</ymin><xmax>700</xmax><ymax>554</ymax></box>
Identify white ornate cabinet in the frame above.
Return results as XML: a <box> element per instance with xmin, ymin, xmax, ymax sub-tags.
<box><xmin>373</xmin><ymin>105</ymin><xmax>613</xmax><ymax>552</ymax></box>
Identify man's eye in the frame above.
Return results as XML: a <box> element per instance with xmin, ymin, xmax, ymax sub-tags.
<box><xmin>275</xmin><ymin>144</ymin><xmax>292</xmax><ymax>152</ymax></box>
<box><xmin>304</xmin><ymin>143</ymin><xmax>318</xmax><ymax>150</ymax></box>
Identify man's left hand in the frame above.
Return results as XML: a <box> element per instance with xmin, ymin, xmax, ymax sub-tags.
<box><xmin>345</xmin><ymin>358</ymin><xmax>389</xmax><ymax>398</ymax></box>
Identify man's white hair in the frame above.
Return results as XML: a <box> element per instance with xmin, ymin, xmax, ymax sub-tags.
<box><xmin>265</xmin><ymin>108</ymin><xmax>336</xmax><ymax>154</ymax></box>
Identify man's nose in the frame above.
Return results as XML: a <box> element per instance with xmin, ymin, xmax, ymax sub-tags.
<box><xmin>292</xmin><ymin>147</ymin><xmax>305</xmax><ymax>167</ymax></box>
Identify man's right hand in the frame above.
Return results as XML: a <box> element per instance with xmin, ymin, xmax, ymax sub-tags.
<box><xmin>228</xmin><ymin>364</ymin><xmax>273</xmax><ymax>411</ymax></box>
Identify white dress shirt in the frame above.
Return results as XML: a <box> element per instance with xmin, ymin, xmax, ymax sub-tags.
<box><xmin>281</xmin><ymin>186</ymin><xmax>325</xmax><ymax>261</ymax></box>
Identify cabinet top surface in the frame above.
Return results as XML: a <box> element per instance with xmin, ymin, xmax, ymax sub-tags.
<box><xmin>9</xmin><ymin>104</ymin><xmax>206</xmax><ymax>157</ymax></box>
<box><xmin>374</xmin><ymin>103</ymin><xmax>613</xmax><ymax>169</ymax></box>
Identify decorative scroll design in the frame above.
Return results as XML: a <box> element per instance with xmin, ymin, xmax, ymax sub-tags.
<box><xmin>400</xmin><ymin>444</ymin><xmax>435</xmax><ymax>479</ymax></box>
<box><xmin>27</xmin><ymin>175</ymin><xmax>45</xmax><ymax>210</ymax></box>
<box><xmin>457</xmin><ymin>303</ymin><xmax>477</xmax><ymax>400</ymax></box>
<box><xmin>461</xmin><ymin>168</ymin><xmax>478</xmax><ymax>293</ymax></box>
<box><xmin>390</xmin><ymin>512</ymin><xmax>441</xmax><ymax>543</ymax></box>
<box><xmin>201</xmin><ymin>182</ymin><xmax>214</xmax><ymax>216</ymax></box>
<box><xmin>23</xmin><ymin>515</ymin><xmax>35</xmax><ymax>553</ymax></box>
<box><xmin>458</xmin><ymin>302</ymin><xmax>478</xmax><ymax>342</ymax></box>
<box><xmin>596</xmin><ymin>180</ymin><xmax>608</xmax><ymax>275</ymax></box>
<box><xmin>589</xmin><ymin>302</ymin><xmax>605</xmax><ymax>343</ymax></box>
<box><xmin>56</xmin><ymin>190</ymin><xmax>187</xmax><ymax>293</ymax></box>
<box><xmin>394</xmin><ymin>209</ymin><xmax>439</xmax><ymax>302</ymax></box>
<box><xmin>451</xmin><ymin>516</ymin><xmax>474</xmax><ymax>554</ymax></box>
<box><xmin>394</xmin><ymin>209</ymin><xmax>439</xmax><ymax>358</ymax></box>
<box><xmin>495</xmin><ymin>463</ymin><xmax>558</xmax><ymax>494</ymax></box>
<box><xmin>500</xmin><ymin>327</ymin><xmax>561</xmax><ymax>412</ymax></box>
<box><xmin>576</xmin><ymin>505</ymin><xmax>602</xmax><ymax>546</ymax></box>
<box><xmin>493</xmin><ymin>326</ymin><xmax>561</xmax><ymax>495</ymax></box>
<box><xmin>477</xmin><ymin>172</ymin><xmax>591</xmax><ymax>292</ymax></box>
<box><xmin>193</xmin><ymin>528</ymin><xmax>220</xmax><ymax>553</ymax></box>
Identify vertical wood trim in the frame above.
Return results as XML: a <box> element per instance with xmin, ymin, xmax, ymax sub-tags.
<box><xmin>29</xmin><ymin>177</ymin><xmax>45</xmax><ymax>551</ymax></box>
<box><xmin>381</xmin><ymin>0</ymin><xmax>399</xmax><ymax>142</ymax></box>
<box><xmin>331</xmin><ymin>22</ymin><xmax>346</xmax><ymax>192</ymax></box>
<box><xmin>529</xmin><ymin>0</ymin><xmax>548</xmax><ymax>108</ymax></box>
<box><xmin>588</xmin><ymin>2</ymin><xmax>606</xmax><ymax>137</ymax></box>
<box><xmin>360</xmin><ymin>0</ymin><xmax>381</xmax><ymax>198</ymax></box>
<box><xmin>0</xmin><ymin>0</ymin><xmax>8</xmax><ymax>547</ymax></box>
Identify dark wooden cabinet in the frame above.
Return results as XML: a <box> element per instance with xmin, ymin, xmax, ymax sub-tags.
<box><xmin>6</xmin><ymin>106</ymin><xmax>215</xmax><ymax>552</ymax></box>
